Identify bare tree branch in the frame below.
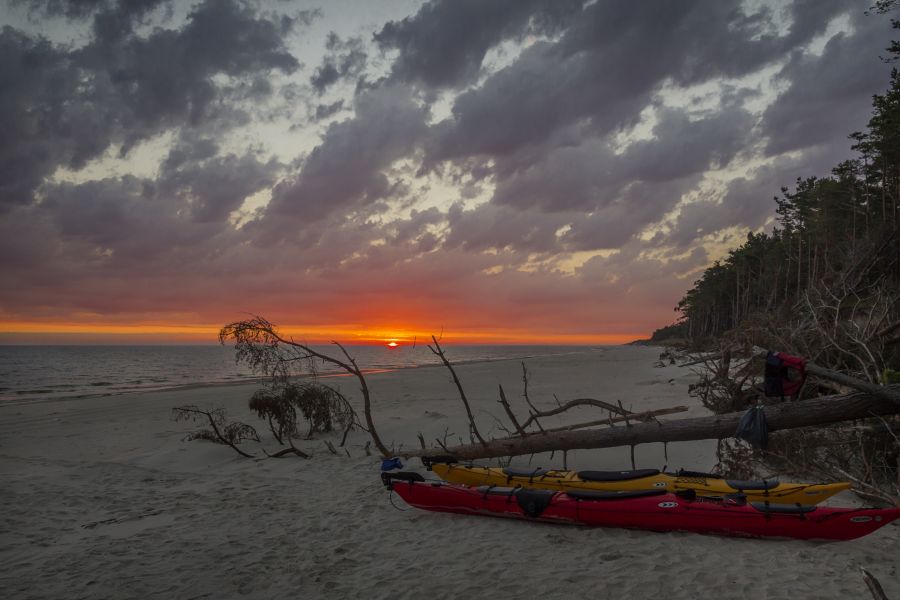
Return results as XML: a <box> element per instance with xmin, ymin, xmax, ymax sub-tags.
<box><xmin>428</xmin><ymin>336</ymin><xmax>487</xmax><ymax>446</ymax></box>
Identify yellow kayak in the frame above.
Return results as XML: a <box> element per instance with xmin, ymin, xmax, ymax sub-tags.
<box><xmin>427</xmin><ymin>463</ymin><xmax>850</xmax><ymax>505</ymax></box>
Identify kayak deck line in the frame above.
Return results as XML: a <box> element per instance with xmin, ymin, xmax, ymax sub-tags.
<box><xmin>427</xmin><ymin>463</ymin><xmax>851</xmax><ymax>505</ymax></box>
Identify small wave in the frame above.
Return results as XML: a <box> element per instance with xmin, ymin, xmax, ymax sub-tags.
<box><xmin>90</xmin><ymin>381</ymin><xmax>113</xmax><ymax>387</ymax></box>
<box><xmin>16</xmin><ymin>389</ymin><xmax>54</xmax><ymax>395</ymax></box>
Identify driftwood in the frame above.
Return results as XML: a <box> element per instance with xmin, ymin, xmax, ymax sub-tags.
<box><xmin>432</xmin><ymin>340</ymin><xmax>649</xmax><ymax>442</ymax></box>
<box><xmin>400</xmin><ymin>386</ymin><xmax>900</xmax><ymax>461</ymax></box>
<box><xmin>172</xmin><ymin>405</ymin><xmax>260</xmax><ymax>459</ymax></box>
<box><xmin>429</xmin><ymin>336</ymin><xmax>486</xmax><ymax>445</ymax></box>
<box><xmin>539</xmin><ymin>406</ymin><xmax>688</xmax><ymax>433</ymax></box>
<box><xmin>520</xmin><ymin>398</ymin><xmax>629</xmax><ymax>429</ymax></box>
<box><xmin>804</xmin><ymin>362</ymin><xmax>900</xmax><ymax>405</ymax></box>
<box><xmin>497</xmin><ymin>385</ymin><xmax>528</xmax><ymax>436</ymax></box>
<box><xmin>860</xmin><ymin>567</ymin><xmax>889</xmax><ymax>600</ymax></box>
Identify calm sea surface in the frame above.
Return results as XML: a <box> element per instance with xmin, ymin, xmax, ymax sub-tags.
<box><xmin>0</xmin><ymin>345</ymin><xmax>597</xmax><ymax>403</ymax></box>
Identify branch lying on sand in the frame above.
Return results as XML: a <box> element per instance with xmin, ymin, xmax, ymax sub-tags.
<box><xmin>400</xmin><ymin>386</ymin><xmax>900</xmax><ymax>461</ymax></box>
<box><xmin>172</xmin><ymin>405</ymin><xmax>259</xmax><ymax>459</ymax></box>
<box><xmin>861</xmin><ymin>567</ymin><xmax>889</xmax><ymax>600</ymax></box>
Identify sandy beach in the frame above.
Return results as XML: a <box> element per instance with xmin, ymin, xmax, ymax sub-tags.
<box><xmin>1</xmin><ymin>345</ymin><xmax>897</xmax><ymax>600</ymax></box>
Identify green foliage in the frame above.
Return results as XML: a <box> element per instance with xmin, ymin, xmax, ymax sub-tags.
<box><xmin>172</xmin><ymin>405</ymin><xmax>260</xmax><ymax>458</ymax></box>
<box><xmin>649</xmin><ymin>322</ymin><xmax>687</xmax><ymax>343</ymax></box>
<box><xmin>249</xmin><ymin>382</ymin><xmax>355</xmax><ymax>442</ymax></box>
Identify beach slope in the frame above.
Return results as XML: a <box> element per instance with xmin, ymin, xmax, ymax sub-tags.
<box><xmin>1</xmin><ymin>346</ymin><xmax>896</xmax><ymax>599</ymax></box>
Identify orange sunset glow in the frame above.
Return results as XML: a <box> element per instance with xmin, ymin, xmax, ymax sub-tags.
<box><xmin>0</xmin><ymin>320</ymin><xmax>640</xmax><ymax>346</ymax></box>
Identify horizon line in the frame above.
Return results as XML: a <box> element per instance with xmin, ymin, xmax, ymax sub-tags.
<box><xmin>0</xmin><ymin>321</ymin><xmax>644</xmax><ymax>346</ymax></box>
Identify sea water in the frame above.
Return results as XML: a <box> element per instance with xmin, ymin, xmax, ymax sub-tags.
<box><xmin>0</xmin><ymin>344</ymin><xmax>595</xmax><ymax>403</ymax></box>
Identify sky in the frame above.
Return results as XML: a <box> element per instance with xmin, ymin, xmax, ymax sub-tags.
<box><xmin>0</xmin><ymin>0</ymin><xmax>897</xmax><ymax>345</ymax></box>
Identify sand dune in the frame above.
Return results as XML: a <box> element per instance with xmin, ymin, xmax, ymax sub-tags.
<box><xmin>1</xmin><ymin>346</ymin><xmax>897</xmax><ymax>599</ymax></box>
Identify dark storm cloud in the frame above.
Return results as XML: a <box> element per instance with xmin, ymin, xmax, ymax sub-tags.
<box><xmin>438</xmin><ymin>105</ymin><xmax>754</xmax><ymax>253</ymax></box>
<box><xmin>374</xmin><ymin>0</ymin><xmax>582</xmax><ymax>89</ymax></box>
<box><xmin>761</xmin><ymin>11</ymin><xmax>894</xmax><ymax>155</ymax></box>
<box><xmin>664</xmin><ymin>144</ymin><xmax>853</xmax><ymax>249</ymax></box>
<box><xmin>385</xmin><ymin>207</ymin><xmax>443</xmax><ymax>246</ymax></box>
<box><xmin>35</xmin><ymin>176</ymin><xmax>205</xmax><ymax>263</ymax></box>
<box><xmin>76</xmin><ymin>0</ymin><xmax>298</xmax><ymax>141</ymax></box>
<box><xmin>1</xmin><ymin>143</ymin><xmax>275</xmax><ymax>280</ymax></box>
<box><xmin>490</xmin><ymin>105</ymin><xmax>754</xmax><ymax>213</ymax></box>
<box><xmin>14</xmin><ymin>0</ymin><xmax>120</xmax><ymax>20</ymax></box>
<box><xmin>313</xmin><ymin>99</ymin><xmax>345</xmax><ymax>121</ymax></box>
<box><xmin>618</xmin><ymin>106</ymin><xmax>754</xmax><ymax>183</ymax></box>
<box><xmin>0</xmin><ymin>0</ymin><xmax>298</xmax><ymax>213</ymax></box>
<box><xmin>158</xmin><ymin>136</ymin><xmax>282</xmax><ymax>223</ymax></box>
<box><xmin>266</xmin><ymin>84</ymin><xmax>430</xmax><ymax>223</ymax></box>
<box><xmin>562</xmin><ymin>176</ymin><xmax>705</xmax><ymax>252</ymax></box>
<box><xmin>442</xmin><ymin>202</ymin><xmax>568</xmax><ymax>255</ymax></box>
<box><xmin>16</xmin><ymin>0</ymin><xmax>174</xmax><ymax>48</ymax></box>
<box><xmin>425</xmin><ymin>0</ymin><xmax>847</xmax><ymax>167</ymax></box>
<box><xmin>310</xmin><ymin>33</ymin><xmax>367</xmax><ymax>94</ymax></box>
<box><xmin>0</xmin><ymin>27</ymin><xmax>83</xmax><ymax>210</ymax></box>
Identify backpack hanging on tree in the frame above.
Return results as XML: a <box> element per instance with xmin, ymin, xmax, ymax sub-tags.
<box><xmin>764</xmin><ymin>351</ymin><xmax>807</xmax><ymax>399</ymax></box>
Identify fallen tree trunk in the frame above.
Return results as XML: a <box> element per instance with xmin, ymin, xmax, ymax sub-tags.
<box><xmin>539</xmin><ymin>405</ymin><xmax>688</xmax><ymax>433</ymax></box>
<box><xmin>400</xmin><ymin>386</ymin><xmax>900</xmax><ymax>461</ymax></box>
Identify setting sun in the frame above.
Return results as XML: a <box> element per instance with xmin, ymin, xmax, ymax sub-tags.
<box><xmin>386</xmin><ymin>341</ymin><xmax>399</xmax><ymax>348</ymax></box>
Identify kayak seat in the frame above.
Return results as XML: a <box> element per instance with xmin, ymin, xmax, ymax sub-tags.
<box><xmin>516</xmin><ymin>488</ymin><xmax>556</xmax><ymax>518</ymax></box>
<box><xmin>726</xmin><ymin>478</ymin><xmax>780</xmax><ymax>491</ymax></box>
<box><xmin>674</xmin><ymin>469</ymin><xmax>720</xmax><ymax>478</ymax></box>
<box><xmin>420</xmin><ymin>455</ymin><xmax>458</xmax><ymax>469</ymax></box>
<box><xmin>381</xmin><ymin>471</ymin><xmax>425</xmax><ymax>489</ymax></box>
<box><xmin>476</xmin><ymin>486</ymin><xmax>518</xmax><ymax>496</ymax></box>
<box><xmin>751</xmin><ymin>502</ymin><xmax>816</xmax><ymax>514</ymax></box>
<box><xmin>577</xmin><ymin>468</ymin><xmax>660</xmax><ymax>482</ymax></box>
<box><xmin>566</xmin><ymin>489</ymin><xmax>666</xmax><ymax>501</ymax></box>
<box><xmin>503</xmin><ymin>467</ymin><xmax>550</xmax><ymax>478</ymax></box>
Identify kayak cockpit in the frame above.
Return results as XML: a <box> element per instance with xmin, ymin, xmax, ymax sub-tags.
<box><xmin>726</xmin><ymin>478</ymin><xmax>780</xmax><ymax>490</ymax></box>
<box><xmin>577</xmin><ymin>468</ymin><xmax>660</xmax><ymax>482</ymax></box>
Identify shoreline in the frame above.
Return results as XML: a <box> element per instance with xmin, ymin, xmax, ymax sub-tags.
<box><xmin>0</xmin><ymin>345</ymin><xmax>604</xmax><ymax>407</ymax></box>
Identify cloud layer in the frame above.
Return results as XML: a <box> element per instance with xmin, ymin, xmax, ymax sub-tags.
<box><xmin>0</xmin><ymin>0</ymin><xmax>896</xmax><ymax>342</ymax></box>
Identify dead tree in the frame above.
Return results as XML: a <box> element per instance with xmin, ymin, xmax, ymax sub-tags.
<box><xmin>219</xmin><ymin>316</ymin><xmax>390</xmax><ymax>457</ymax></box>
<box><xmin>399</xmin><ymin>386</ymin><xmax>900</xmax><ymax>461</ymax></box>
<box><xmin>429</xmin><ymin>336</ymin><xmax>486</xmax><ymax>445</ymax></box>
<box><xmin>173</xmin><ymin>405</ymin><xmax>260</xmax><ymax>459</ymax></box>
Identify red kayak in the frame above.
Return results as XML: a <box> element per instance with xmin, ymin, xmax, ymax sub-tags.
<box><xmin>383</xmin><ymin>472</ymin><xmax>900</xmax><ymax>541</ymax></box>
